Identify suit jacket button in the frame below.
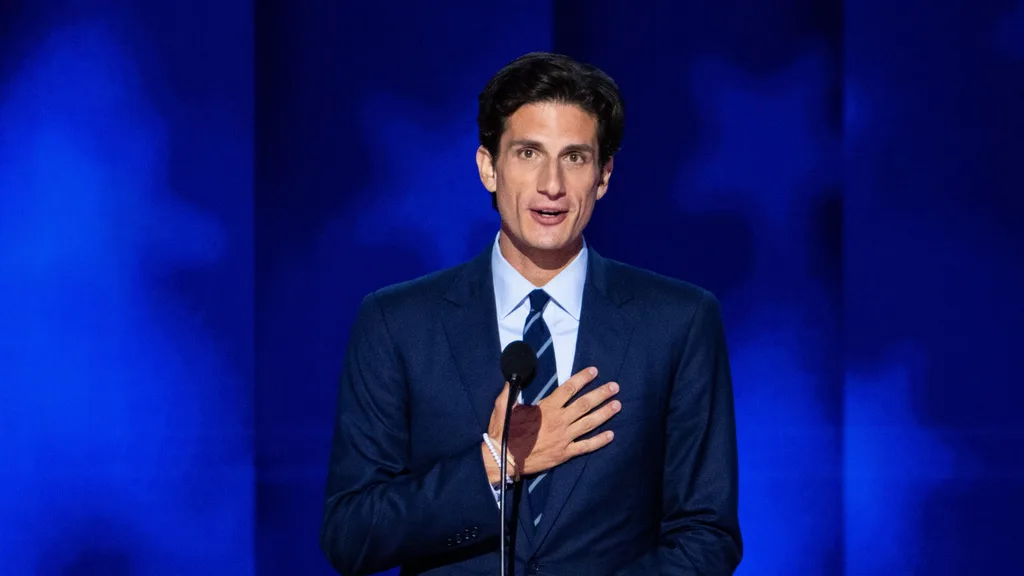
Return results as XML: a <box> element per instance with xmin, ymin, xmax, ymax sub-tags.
<box><xmin>527</xmin><ymin>560</ymin><xmax>539</xmax><ymax>574</ymax></box>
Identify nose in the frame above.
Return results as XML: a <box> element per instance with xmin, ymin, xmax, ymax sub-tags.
<box><xmin>537</xmin><ymin>157</ymin><xmax>565</xmax><ymax>197</ymax></box>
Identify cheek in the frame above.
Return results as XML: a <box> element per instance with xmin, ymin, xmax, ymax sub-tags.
<box><xmin>570</xmin><ymin>180</ymin><xmax>600</xmax><ymax>210</ymax></box>
<box><xmin>494</xmin><ymin>183</ymin><xmax>525</xmax><ymax>219</ymax></box>
<box><xmin>497</xmin><ymin>175</ymin><xmax>529</xmax><ymax>204</ymax></box>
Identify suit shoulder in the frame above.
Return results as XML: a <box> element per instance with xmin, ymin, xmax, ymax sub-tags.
<box><xmin>603</xmin><ymin>257</ymin><xmax>719</xmax><ymax>310</ymax></box>
<box><xmin>359</xmin><ymin>259</ymin><xmax>470</xmax><ymax>313</ymax></box>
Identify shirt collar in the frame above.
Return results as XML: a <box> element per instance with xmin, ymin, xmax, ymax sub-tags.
<box><xmin>491</xmin><ymin>232</ymin><xmax>588</xmax><ymax>321</ymax></box>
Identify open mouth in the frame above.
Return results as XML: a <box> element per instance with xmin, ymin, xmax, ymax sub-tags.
<box><xmin>534</xmin><ymin>209</ymin><xmax>566</xmax><ymax>217</ymax></box>
<box><xmin>530</xmin><ymin>208</ymin><xmax>569</xmax><ymax>225</ymax></box>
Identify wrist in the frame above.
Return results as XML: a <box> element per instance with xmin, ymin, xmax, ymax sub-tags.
<box><xmin>481</xmin><ymin>434</ymin><xmax>516</xmax><ymax>485</ymax></box>
<box><xmin>481</xmin><ymin>443</ymin><xmax>502</xmax><ymax>485</ymax></box>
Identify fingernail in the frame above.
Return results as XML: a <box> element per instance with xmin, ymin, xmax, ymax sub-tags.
<box><xmin>588</xmin><ymin>367</ymin><xmax>598</xmax><ymax>376</ymax></box>
<box><xmin>609</xmin><ymin>382</ymin><xmax>619</xmax><ymax>393</ymax></box>
<box><xmin>612</xmin><ymin>400</ymin><xmax>621</xmax><ymax>411</ymax></box>
<box><xmin>606</xmin><ymin>431</ymin><xmax>615</xmax><ymax>440</ymax></box>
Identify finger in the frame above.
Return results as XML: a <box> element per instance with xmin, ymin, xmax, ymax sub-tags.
<box><xmin>567</xmin><ymin>430</ymin><xmax>615</xmax><ymax>458</ymax></box>
<box><xmin>567</xmin><ymin>398</ymin><xmax>621</xmax><ymax>438</ymax></box>
<box><xmin>489</xmin><ymin>381</ymin><xmax>512</xmax><ymax>439</ymax></box>
<box><xmin>494</xmin><ymin>380</ymin><xmax>511</xmax><ymax>409</ymax></box>
<box><xmin>567</xmin><ymin>381</ymin><xmax>620</xmax><ymax>421</ymax></box>
<box><xmin>547</xmin><ymin>366</ymin><xmax>599</xmax><ymax>406</ymax></box>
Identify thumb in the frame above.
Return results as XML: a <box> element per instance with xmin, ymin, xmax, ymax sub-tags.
<box><xmin>496</xmin><ymin>380</ymin><xmax>512</xmax><ymax>409</ymax></box>
<box><xmin>489</xmin><ymin>381</ymin><xmax>513</xmax><ymax>439</ymax></box>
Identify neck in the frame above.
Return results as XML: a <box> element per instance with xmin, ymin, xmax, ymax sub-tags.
<box><xmin>498</xmin><ymin>229</ymin><xmax>583</xmax><ymax>287</ymax></box>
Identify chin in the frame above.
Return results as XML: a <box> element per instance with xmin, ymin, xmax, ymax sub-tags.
<box><xmin>505</xmin><ymin>219</ymin><xmax>580</xmax><ymax>255</ymax></box>
<box><xmin>524</xmin><ymin>234</ymin><xmax>575</xmax><ymax>253</ymax></box>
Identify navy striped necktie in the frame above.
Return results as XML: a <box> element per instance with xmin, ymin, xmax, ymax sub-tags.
<box><xmin>520</xmin><ymin>289</ymin><xmax>559</xmax><ymax>528</ymax></box>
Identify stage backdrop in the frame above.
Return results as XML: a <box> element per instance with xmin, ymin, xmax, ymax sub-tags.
<box><xmin>0</xmin><ymin>1</ymin><xmax>254</xmax><ymax>575</ymax></box>
<box><xmin>1</xmin><ymin>0</ymin><xmax>1021</xmax><ymax>575</ymax></box>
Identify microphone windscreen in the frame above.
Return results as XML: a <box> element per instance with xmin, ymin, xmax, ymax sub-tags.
<box><xmin>500</xmin><ymin>340</ymin><xmax>536</xmax><ymax>385</ymax></box>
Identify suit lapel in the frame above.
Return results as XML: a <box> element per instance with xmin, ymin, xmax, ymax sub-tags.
<box><xmin>531</xmin><ymin>248</ymin><xmax>636</xmax><ymax>551</ymax></box>
<box><xmin>441</xmin><ymin>247</ymin><xmax>503</xmax><ymax>429</ymax></box>
<box><xmin>440</xmin><ymin>245</ymin><xmax>536</xmax><ymax>545</ymax></box>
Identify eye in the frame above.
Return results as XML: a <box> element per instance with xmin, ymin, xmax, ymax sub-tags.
<box><xmin>566</xmin><ymin>152</ymin><xmax>587</xmax><ymax>164</ymax></box>
<box><xmin>520</xmin><ymin>148</ymin><xmax>535</xmax><ymax>159</ymax></box>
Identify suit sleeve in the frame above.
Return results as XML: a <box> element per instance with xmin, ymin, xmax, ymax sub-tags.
<box><xmin>319</xmin><ymin>292</ymin><xmax>502</xmax><ymax>576</ymax></box>
<box><xmin>615</xmin><ymin>292</ymin><xmax>743</xmax><ymax>575</ymax></box>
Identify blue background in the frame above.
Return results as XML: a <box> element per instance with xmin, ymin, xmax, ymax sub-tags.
<box><xmin>1</xmin><ymin>0</ymin><xmax>1021</xmax><ymax>574</ymax></box>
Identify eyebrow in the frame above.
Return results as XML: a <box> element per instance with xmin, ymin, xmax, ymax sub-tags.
<box><xmin>506</xmin><ymin>139</ymin><xmax>596</xmax><ymax>155</ymax></box>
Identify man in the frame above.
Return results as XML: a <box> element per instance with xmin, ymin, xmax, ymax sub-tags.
<box><xmin>320</xmin><ymin>52</ymin><xmax>742</xmax><ymax>575</ymax></box>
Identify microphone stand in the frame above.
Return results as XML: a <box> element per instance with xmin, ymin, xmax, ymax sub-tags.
<box><xmin>500</xmin><ymin>374</ymin><xmax>521</xmax><ymax>576</ymax></box>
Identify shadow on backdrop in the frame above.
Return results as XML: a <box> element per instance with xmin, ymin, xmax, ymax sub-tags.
<box><xmin>0</xmin><ymin>2</ymin><xmax>253</xmax><ymax>575</ymax></box>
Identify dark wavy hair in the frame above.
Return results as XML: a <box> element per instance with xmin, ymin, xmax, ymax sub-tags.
<box><xmin>477</xmin><ymin>52</ymin><xmax>625</xmax><ymax>207</ymax></box>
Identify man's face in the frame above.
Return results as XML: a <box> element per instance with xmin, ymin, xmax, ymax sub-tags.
<box><xmin>477</xmin><ymin>102</ymin><xmax>613</xmax><ymax>260</ymax></box>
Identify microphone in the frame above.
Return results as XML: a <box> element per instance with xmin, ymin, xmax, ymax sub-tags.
<box><xmin>501</xmin><ymin>340</ymin><xmax>537</xmax><ymax>399</ymax></box>
<box><xmin>497</xmin><ymin>341</ymin><xmax>536</xmax><ymax>576</ymax></box>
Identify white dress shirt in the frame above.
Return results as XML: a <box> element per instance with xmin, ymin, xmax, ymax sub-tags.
<box><xmin>486</xmin><ymin>233</ymin><xmax>588</xmax><ymax>496</ymax></box>
<box><xmin>491</xmin><ymin>232</ymin><xmax>588</xmax><ymax>394</ymax></box>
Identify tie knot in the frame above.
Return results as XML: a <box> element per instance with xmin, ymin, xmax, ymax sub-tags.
<box><xmin>528</xmin><ymin>289</ymin><xmax>551</xmax><ymax>312</ymax></box>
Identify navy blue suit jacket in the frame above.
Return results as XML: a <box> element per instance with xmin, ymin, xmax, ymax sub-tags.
<box><xmin>320</xmin><ymin>245</ymin><xmax>742</xmax><ymax>575</ymax></box>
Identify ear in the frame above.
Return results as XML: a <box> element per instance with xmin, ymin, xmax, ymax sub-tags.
<box><xmin>476</xmin><ymin>145</ymin><xmax>497</xmax><ymax>193</ymax></box>
<box><xmin>595</xmin><ymin>156</ymin><xmax>614</xmax><ymax>200</ymax></box>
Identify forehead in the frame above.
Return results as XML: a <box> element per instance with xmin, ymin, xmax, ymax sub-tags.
<box><xmin>501</xmin><ymin>102</ymin><xmax>599</xmax><ymax>147</ymax></box>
